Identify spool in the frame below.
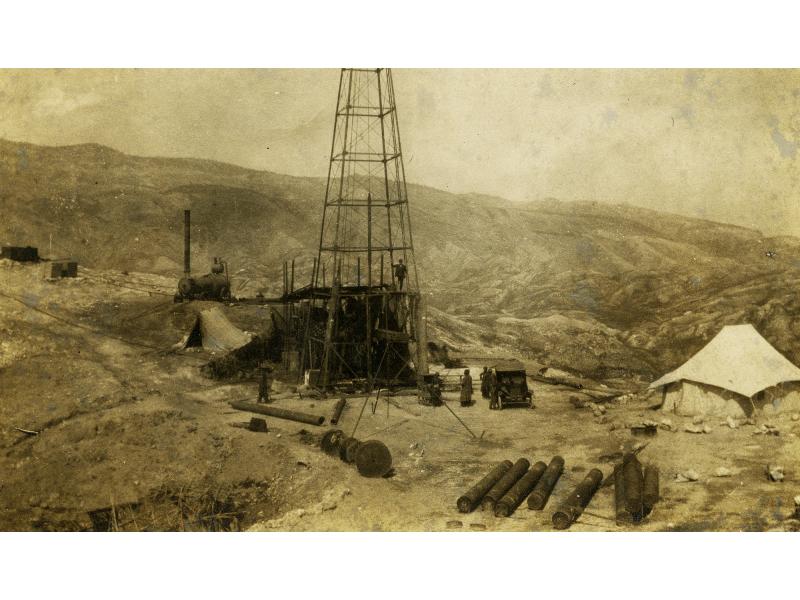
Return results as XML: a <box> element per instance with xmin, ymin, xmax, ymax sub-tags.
<box><xmin>320</xmin><ymin>429</ymin><xmax>345</xmax><ymax>456</ymax></box>
<box><xmin>355</xmin><ymin>440</ymin><xmax>393</xmax><ymax>478</ymax></box>
<box><xmin>339</xmin><ymin>437</ymin><xmax>358</xmax><ymax>462</ymax></box>
<box><xmin>344</xmin><ymin>438</ymin><xmax>362</xmax><ymax>464</ymax></box>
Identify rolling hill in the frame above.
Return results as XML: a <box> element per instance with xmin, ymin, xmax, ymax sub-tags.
<box><xmin>4</xmin><ymin>137</ymin><xmax>800</xmax><ymax>381</ymax></box>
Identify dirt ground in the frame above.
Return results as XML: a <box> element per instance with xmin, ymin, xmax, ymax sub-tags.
<box><xmin>2</xmin><ymin>260</ymin><xmax>799</xmax><ymax>531</ymax></box>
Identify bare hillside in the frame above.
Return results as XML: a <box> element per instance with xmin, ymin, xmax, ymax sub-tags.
<box><xmin>4</xmin><ymin>138</ymin><xmax>800</xmax><ymax>379</ymax></box>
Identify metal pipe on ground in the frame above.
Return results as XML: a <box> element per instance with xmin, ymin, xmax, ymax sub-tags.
<box><xmin>495</xmin><ymin>460</ymin><xmax>547</xmax><ymax>517</ymax></box>
<box><xmin>330</xmin><ymin>398</ymin><xmax>347</xmax><ymax>425</ymax></box>
<box><xmin>229</xmin><ymin>401</ymin><xmax>325</xmax><ymax>426</ymax></box>
<box><xmin>643</xmin><ymin>464</ymin><xmax>659</xmax><ymax>516</ymax></box>
<box><xmin>527</xmin><ymin>456</ymin><xmax>565</xmax><ymax>510</ymax></box>
<box><xmin>481</xmin><ymin>458</ymin><xmax>530</xmax><ymax>512</ymax></box>
<box><xmin>552</xmin><ymin>468</ymin><xmax>604</xmax><ymax>530</ymax></box>
<box><xmin>623</xmin><ymin>453</ymin><xmax>644</xmax><ymax>522</ymax></box>
<box><xmin>457</xmin><ymin>460</ymin><xmax>514</xmax><ymax>514</ymax></box>
<box><xmin>614</xmin><ymin>463</ymin><xmax>631</xmax><ymax>524</ymax></box>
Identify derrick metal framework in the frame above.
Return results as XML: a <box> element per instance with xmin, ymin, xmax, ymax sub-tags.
<box><xmin>295</xmin><ymin>68</ymin><xmax>426</xmax><ymax>389</ymax></box>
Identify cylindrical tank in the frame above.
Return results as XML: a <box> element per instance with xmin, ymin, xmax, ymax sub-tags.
<box><xmin>178</xmin><ymin>272</ymin><xmax>230</xmax><ymax>300</ymax></box>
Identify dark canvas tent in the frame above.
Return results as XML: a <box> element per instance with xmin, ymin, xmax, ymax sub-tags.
<box><xmin>175</xmin><ymin>306</ymin><xmax>252</xmax><ymax>352</ymax></box>
<box><xmin>650</xmin><ymin>324</ymin><xmax>800</xmax><ymax>417</ymax></box>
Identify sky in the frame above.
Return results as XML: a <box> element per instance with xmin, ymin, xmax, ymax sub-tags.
<box><xmin>1</xmin><ymin>68</ymin><xmax>799</xmax><ymax>236</ymax></box>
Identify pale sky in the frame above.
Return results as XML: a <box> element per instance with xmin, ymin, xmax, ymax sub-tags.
<box><xmin>1</xmin><ymin>69</ymin><xmax>799</xmax><ymax>235</ymax></box>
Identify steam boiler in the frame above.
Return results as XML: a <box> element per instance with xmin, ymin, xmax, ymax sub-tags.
<box><xmin>174</xmin><ymin>209</ymin><xmax>232</xmax><ymax>302</ymax></box>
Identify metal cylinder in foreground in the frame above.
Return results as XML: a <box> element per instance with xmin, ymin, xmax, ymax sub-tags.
<box><xmin>613</xmin><ymin>463</ymin><xmax>631</xmax><ymax>524</ymax></box>
<box><xmin>330</xmin><ymin>398</ymin><xmax>347</xmax><ymax>425</ymax></box>
<box><xmin>183</xmin><ymin>209</ymin><xmax>191</xmax><ymax>276</ymax></box>
<box><xmin>495</xmin><ymin>460</ymin><xmax>547</xmax><ymax>517</ymax></box>
<box><xmin>623</xmin><ymin>453</ymin><xmax>644</xmax><ymax>522</ymax></box>
<box><xmin>457</xmin><ymin>460</ymin><xmax>514</xmax><ymax>514</ymax></box>
<box><xmin>481</xmin><ymin>458</ymin><xmax>530</xmax><ymax>512</ymax></box>
<box><xmin>229</xmin><ymin>401</ymin><xmax>325</xmax><ymax>426</ymax></box>
<box><xmin>527</xmin><ymin>456</ymin><xmax>565</xmax><ymax>510</ymax></box>
<box><xmin>552</xmin><ymin>468</ymin><xmax>604</xmax><ymax>530</ymax></box>
<box><xmin>320</xmin><ymin>429</ymin><xmax>345</xmax><ymax>456</ymax></box>
<box><xmin>355</xmin><ymin>440</ymin><xmax>393</xmax><ymax>478</ymax></box>
<box><xmin>339</xmin><ymin>437</ymin><xmax>359</xmax><ymax>463</ymax></box>
<box><xmin>643</xmin><ymin>464</ymin><xmax>659</xmax><ymax>515</ymax></box>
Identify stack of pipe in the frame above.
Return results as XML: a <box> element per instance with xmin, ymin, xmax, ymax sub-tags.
<box><xmin>456</xmin><ymin>456</ymin><xmax>563</xmax><ymax>516</ymax></box>
<box><xmin>614</xmin><ymin>452</ymin><xmax>659</xmax><ymax>524</ymax></box>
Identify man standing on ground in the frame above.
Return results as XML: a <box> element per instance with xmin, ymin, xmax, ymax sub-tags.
<box><xmin>480</xmin><ymin>366</ymin><xmax>490</xmax><ymax>399</ymax></box>
<box><xmin>460</xmin><ymin>368</ymin><xmax>473</xmax><ymax>407</ymax></box>
<box><xmin>257</xmin><ymin>362</ymin><xmax>273</xmax><ymax>404</ymax></box>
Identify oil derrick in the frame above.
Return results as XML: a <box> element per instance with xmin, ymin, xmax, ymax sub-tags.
<box><xmin>299</xmin><ymin>68</ymin><xmax>427</xmax><ymax>390</ymax></box>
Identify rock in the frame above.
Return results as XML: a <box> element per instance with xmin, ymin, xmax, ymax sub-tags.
<box><xmin>446</xmin><ymin>520</ymin><xmax>463</xmax><ymax>529</ymax></box>
<box><xmin>792</xmin><ymin>414</ymin><xmax>800</xmax><ymax>422</ymax></box>
<box><xmin>703</xmin><ymin>424</ymin><xmax>713</xmax><ymax>434</ymax></box>
<box><xmin>469</xmin><ymin>523</ymin><xmax>487</xmax><ymax>531</ymax></box>
<box><xmin>692</xmin><ymin>415</ymin><xmax>704</xmax><ymax>425</ymax></box>
<box><xmin>714</xmin><ymin>467</ymin><xmax>732</xmax><ymax>477</ymax></box>
<box><xmin>766</xmin><ymin>465</ymin><xmax>785</xmax><ymax>482</ymax></box>
<box><xmin>276</xmin><ymin>433</ymin><xmax>282</xmax><ymax>438</ymax></box>
<box><xmin>659</xmin><ymin>418</ymin><xmax>674</xmax><ymax>431</ymax></box>
<box><xmin>753</xmin><ymin>424</ymin><xmax>780</xmax><ymax>436</ymax></box>
<box><xmin>684</xmin><ymin>425</ymin><xmax>706</xmax><ymax>434</ymax></box>
<box><xmin>794</xmin><ymin>495</ymin><xmax>800</xmax><ymax>508</ymax></box>
<box><xmin>726</xmin><ymin>416</ymin><xmax>738</xmax><ymax>429</ymax></box>
<box><xmin>569</xmin><ymin>396</ymin><xmax>587</xmax><ymax>409</ymax></box>
<box><xmin>676</xmin><ymin>469</ymin><xmax>700</xmax><ymax>482</ymax></box>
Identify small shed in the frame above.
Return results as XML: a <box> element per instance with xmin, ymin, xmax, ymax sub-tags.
<box><xmin>1</xmin><ymin>246</ymin><xmax>39</xmax><ymax>262</ymax></box>
<box><xmin>45</xmin><ymin>261</ymin><xmax>79</xmax><ymax>279</ymax></box>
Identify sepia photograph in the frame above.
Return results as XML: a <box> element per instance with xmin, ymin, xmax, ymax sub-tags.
<box><xmin>3</xmin><ymin>65</ymin><xmax>800</xmax><ymax>533</ymax></box>
<box><xmin>1</xmin><ymin>2</ymin><xmax>799</xmax><ymax>598</ymax></box>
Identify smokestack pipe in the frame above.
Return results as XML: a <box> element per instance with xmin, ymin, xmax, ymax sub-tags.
<box><xmin>183</xmin><ymin>209</ymin><xmax>191</xmax><ymax>276</ymax></box>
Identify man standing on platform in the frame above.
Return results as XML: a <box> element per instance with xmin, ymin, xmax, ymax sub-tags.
<box><xmin>393</xmin><ymin>258</ymin><xmax>407</xmax><ymax>291</ymax></box>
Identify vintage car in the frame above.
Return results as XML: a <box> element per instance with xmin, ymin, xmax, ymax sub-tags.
<box><xmin>489</xmin><ymin>360</ymin><xmax>533</xmax><ymax>409</ymax></box>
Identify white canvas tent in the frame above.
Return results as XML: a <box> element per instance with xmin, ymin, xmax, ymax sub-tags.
<box><xmin>650</xmin><ymin>324</ymin><xmax>800</xmax><ymax>417</ymax></box>
<box><xmin>174</xmin><ymin>306</ymin><xmax>252</xmax><ymax>352</ymax></box>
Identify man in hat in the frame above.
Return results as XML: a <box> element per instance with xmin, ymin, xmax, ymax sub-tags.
<box><xmin>257</xmin><ymin>362</ymin><xmax>274</xmax><ymax>404</ymax></box>
<box><xmin>393</xmin><ymin>258</ymin><xmax>408</xmax><ymax>291</ymax></box>
<box><xmin>479</xmin><ymin>366</ymin><xmax>490</xmax><ymax>399</ymax></box>
<box><xmin>460</xmin><ymin>368</ymin><xmax>473</xmax><ymax>407</ymax></box>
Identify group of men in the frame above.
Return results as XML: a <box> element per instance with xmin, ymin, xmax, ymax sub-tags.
<box><xmin>459</xmin><ymin>367</ymin><xmax>499</xmax><ymax>409</ymax></box>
